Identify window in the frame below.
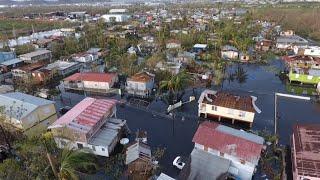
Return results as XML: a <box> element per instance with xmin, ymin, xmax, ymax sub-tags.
<box><xmin>101</xmin><ymin>148</ymin><xmax>105</xmax><ymax>151</ymax></box>
<box><xmin>220</xmin><ymin>152</ymin><xmax>224</xmax><ymax>157</ymax></box>
<box><xmin>240</xmin><ymin>159</ymin><xmax>245</xmax><ymax>164</ymax></box>
<box><xmin>92</xmin><ymin>146</ymin><xmax>96</xmax><ymax>151</ymax></box>
<box><xmin>77</xmin><ymin>143</ymin><xmax>83</xmax><ymax>149</ymax></box>
<box><xmin>212</xmin><ymin>105</ymin><xmax>217</xmax><ymax>111</ymax></box>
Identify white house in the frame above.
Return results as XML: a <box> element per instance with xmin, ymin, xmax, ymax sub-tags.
<box><xmin>44</xmin><ymin>60</ymin><xmax>82</xmax><ymax>76</ymax></box>
<box><xmin>62</xmin><ymin>72</ymin><xmax>118</xmax><ymax>94</ymax></box>
<box><xmin>0</xmin><ymin>92</ymin><xmax>57</xmax><ymax>136</ymax></box>
<box><xmin>126</xmin><ymin>72</ymin><xmax>155</xmax><ymax>97</ymax></box>
<box><xmin>276</xmin><ymin>35</ymin><xmax>309</xmax><ymax>50</ymax></box>
<box><xmin>221</xmin><ymin>45</ymin><xmax>239</xmax><ymax>60</ymax></box>
<box><xmin>101</xmin><ymin>14</ymin><xmax>129</xmax><ymax>23</ymax></box>
<box><xmin>19</xmin><ymin>49</ymin><xmax>52</xmax><ymax>63</ymax></box>
<box><xmin>49</xmin><ymin>97</ymin><xmax>128</xmax><ymax>157</ymax></box>
<box><xmin>187</xmin><ymin>121</ymin><xmax>264</xmax><ymax>180</ymax></box>
<box><xmin>198</xmin><ymin>90</ymin><xmax>261</xmax><ymax>127</ymax></box>
<box><xmin>166</xmin><ymin>40</ymin><xmax>181</xmax><ymax>49</ymax></box>
<box><xmin>293</xmin><ymin>45</ymin><xmax>320</xmax><ymax>58</ymax></box>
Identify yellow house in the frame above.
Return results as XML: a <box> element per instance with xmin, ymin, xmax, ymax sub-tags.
<box><xmin>0</xmin><ymin>92</ymin><xmax>57</xmax><ymax>136</ymax></box>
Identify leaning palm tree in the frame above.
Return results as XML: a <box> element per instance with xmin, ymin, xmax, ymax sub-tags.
<box><xmin>58</xmin><ymin>148</ymin><xmax>98</xmax><ymax>180</ymax></box>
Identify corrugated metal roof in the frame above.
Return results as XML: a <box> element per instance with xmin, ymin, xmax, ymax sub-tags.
<box><xmin>63</xmin><ymin>72</ymin><xmax>117</xmax><ymax>83</ymax></box>
<box><xmin>19</xmin><ymin>49</ymin><xmax>51</xmax><ymax>58</ymax></box>
<box><xmin>157</xmin><ymin>173</ymin><xmax>175</xmax><ymax>180</ymax></box>
<box><xmin>192</xmin><ymin>121</ymin><xmax>264</xmax><ymax>163</ymax></box>
<box><xmin>0</xmin><ymin>92</ymin><xmax>54</xmax><ymax>119</ymax></box>
<box><xmin>49</xmin><ymin>97</ymin><xmax>117</xmax><ymax>134</ymax></box>
<box><xmin>187</xmin><ymin>148</ymin><xmax>231</xmax><ymax>180</ymax></box>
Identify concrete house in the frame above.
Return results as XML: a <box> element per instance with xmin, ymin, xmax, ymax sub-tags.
<box><xmin>198</xmin><ymin>90</ymin><xmax>260</xmax><ymax>127</ymax></box>
<box><xmin>125</xmin><ymin>141</ymin><xmax>153</xmax><ymax>178</ymax></box>
<box><xmin>126</xmin><ymin>72</ymin><xmax>155</xmax><ymax>97</ymax></box>
<box><xmin>166</xmin><ymin>40</ymin><xmax>181</xmax><ymax>49</ymax></box>
<box><xmin>291</xmin><ymin>124</ymin><xmax>320</xmax><ymax>180</ymax></box>
<box><xmin>276</xmin><ymin>35</ymin><xmax>308</xmax><ymax>50</ymax></box>
<box><xmin>49</xmin><ymin>97</ymin><xmax>127</xmax><ymax>157</ymax></box>
<box><xmin>19</xmin><ymin>49</ymin><xmax>52</xmax><ymax>63</ymax></box>
<box><xmin>63</xmin><ymin>72</ymin><xmax>118</xmax><ymax>94</ymax></box>
<box><xmin>293</xmin><ymin>45</ymin><xmax>320</xmax><ymax>58</ymax></box>
<box><xmin>0</xmin><ymin>92</ymin><xmax>57</xmax><ymax>136</ymax></box>
<box><xmin>221</xmin><ymin>45</ymin><xmax>239</xmax><ymax>60</ymax></box>
<box><xmin>181</xmin><ymin>121</ymin><xmax>264</xmax><ymax>180</ymax></box>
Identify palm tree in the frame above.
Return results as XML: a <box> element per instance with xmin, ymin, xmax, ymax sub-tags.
<box><xmin>41</xmin><ymin>133</ymin><xmax>98</xmax><ymax>180</ymax></box>
<box><xmin>160</xmin><ymin>71</ymin><xmax>190</xmax><ymax>93</ymax></box>
<box><xmin>57</xmin><ymin>148</ymin><xmax>98</xmax><ymax>180</ymax></box>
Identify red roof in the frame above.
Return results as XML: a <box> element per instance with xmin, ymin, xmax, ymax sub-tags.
<box><xmin>64</xmin><ymin>72</ymin><xmax>117</xmax><ymax>83</ymax></box>
<box><xmin>192</xmin><ymin>121</ymin><xmax>263</xmax><ymax>163</ymax></box>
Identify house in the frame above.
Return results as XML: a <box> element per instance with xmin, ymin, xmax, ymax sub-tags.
<box><xmin>198</xmin><ymin>90</ymin><xmax>260</xmax><ymax>127</ymax></box>
<box><xmin>125</xmin><ymin>141</ymin><xmax>153</xmax><ymax>179</ymax></box>
<box><xmin>12</xmin><ymin>62</ymin><xmax>46</xmax><ymax>82</ymax></box>
<box><xmin>293</xmin><ymin>45</ymin><xmax>320</xmax><ymax>57</ymax></box>
<box><xmin>101</xmin><ymin>14</ymin><xmax>129</xmax><ymax>23</ymax></box>
<box><xmin>0</xmin><ymin>58</ymin><xmax>24</xmax><ymax>73</ymax></box>
<box><xmin>180</xmin><ymin>121</ymin><xmax>264</xmax><ymax>180</ymax></box>
<box><xmin>19</xmin><ymin>49</ymin><xmax>52</xmax><ymax>63</ymax></box>
<box><xmin>276</xmin><ymin>35</ymin><xmax>308</xmax><ymax>50</ymax></box>
<box><xmin>48</xmin><ymin>97</ymin><xmax>127</xmax><ymax>157</ymax></box>
<box><xmin>283</xmin><ymin>55</ymin><xmax>320</xmax><ymax>85</ymax></box>
<box><xmin>43</xmin><ymin>60</ymin><xmax>82</xmax><ymax>77</ymax></box>
<box><xmin>62</xmin><ymin>72</ymin><xmax>118</xmax><ymax>94</ymax></box>
<box><xmin>156</xmin><ymin>61</ymin><xmax>182</xmax><ymax>75</ymax></box>
<box><xmin>221</xmin><ymin>45</ymin><xmax>239</xmax><ymax>60</ymax></box>
<box><xmin>126</xmin><ymin>72</ymin><xmax>155</xmax><ymax>97</ymax></box>
<box><xmin>193</xmin><ymin>44</ymin><xmax>208</xmax><ymax>53</ymax></box>
<box><xmin>280</xmin><ymin>30</ymin><xmax>295</xmax><ymax>36</ymax></box>
<box><xmin>255</xmin><ymin>39</ymin><xmax>272</xmax><ymax>52</ymax></box>
<box><xmin>0</xmin><ymin>92</ymin><xmax>57</xmax><ymax>136</ymax></box>
<box><xmin>72</xmin><ymin>52</ymin><xmax>98</xmax><ymax>63</ymax></box>
<box><xmin>166</xmin><ymin>40</ymin><xmax>181</xmax><ymax>49</ymax></box>
<box><xmin>291</xmin><ymin>124</ymin><xmax>320</xmax><ymax>180</ymax></box>
<box><xmin>0</xmin><ymin>52</ymin><xmax>16</xmax><ymax>64</ymax></box>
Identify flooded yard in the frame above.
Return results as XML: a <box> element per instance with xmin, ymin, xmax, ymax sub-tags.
<box><xmin>54</xmin><ymin>58</ymin><xmax>320</xmax><ymax>178</ymax></box>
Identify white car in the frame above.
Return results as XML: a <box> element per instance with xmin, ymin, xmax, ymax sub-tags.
<box><xmin>173</xmin><ymin>156</ymin><xmax>185</xmax><ymax>170</ymax></box>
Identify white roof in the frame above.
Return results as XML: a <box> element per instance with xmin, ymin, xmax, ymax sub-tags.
<box><xmin>45</xmin><ymin>60</ymin><xmax>79</xmax><ymax>71</ymax></box>
<box><xmin>193</xmin><ymin>44</ymin><xmax>207</xmax><ymax>49</ymax></box>
<box><xmin>109</xmin><ymin>9</ymin><xmax>128</xmax><ymax>13</ymax></box>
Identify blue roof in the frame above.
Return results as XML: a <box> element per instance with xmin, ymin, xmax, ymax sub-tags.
<box><xmin>0</xmin><ymin>58</ymin><xmax>23</xmax><ymax>66</ymax></box>
<box><xmin>0</xmin><ymin>52</ymin><xmax>16</xmax><ymax>63</ymax></box>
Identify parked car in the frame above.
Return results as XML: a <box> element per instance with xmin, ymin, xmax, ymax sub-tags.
<box><xmin>173</xmin><ymin>156</ymin><xmax>185</xmax><ymax>170</ymax></box>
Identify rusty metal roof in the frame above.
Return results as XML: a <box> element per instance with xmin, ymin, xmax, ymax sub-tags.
<box><xmin>292</xmin><ymin>124</ymin><xmax>320</xmax><ymax>178</ymax></box>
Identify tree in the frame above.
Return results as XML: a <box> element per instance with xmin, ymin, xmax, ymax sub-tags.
<box><xmin>57</xmin><ymin>148</ymin><xmax>98</xmax><ymax>180</ymax></box>
<box><xmin>0</xmin><ymin>159</ymin><xmax>27</xmax><ymax>180</ymax></box>
<box><xmin>14</xmin><ymin>44</ymin><xmax>35</xmax><ymax>56</ymax></box>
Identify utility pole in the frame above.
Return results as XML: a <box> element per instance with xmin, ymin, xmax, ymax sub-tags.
<box><xmin>274</xmin><ymin>93</ymin><xmax>310</xmax><ymax>137</ymax></box>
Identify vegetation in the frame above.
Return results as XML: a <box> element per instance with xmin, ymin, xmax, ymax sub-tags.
<box><xmin>253</xmin><ymin>6</ymin><xmax>320</xmax><ymax>42</ymax></box>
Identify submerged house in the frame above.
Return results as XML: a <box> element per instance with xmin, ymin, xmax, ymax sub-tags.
<box><xmin>291</xmin><ymin>124</ymin><xmax>320</xmax><ymax>180</ymax></box>
<box><xmin>126</xmin><ymin>72</ymin><xmax>155</xmax><ymax>97</ymax></box>
<box><xmin>0</xmin><ymin>92</ymin><xmax>57</xmax><ymax>136</ymax></box>
<box><xmin>198</xmin><ymin>90</ymin><xmax>260</xmax><ymax>127</ymax></box>
<box><xmin>283</xmin><ymin>55</ymin><xmax>320</xmax><ymax>85</ymax></box>
<box><xmin>180</xmin><ymin>121</ymin><xmax>264</xmax><ymax>180</ymax></box>
<box><xmin>49</xmin><ymin>97</ymin><xmax>127</xmax><ymax>157</ymax></box>
<box><xmin>62</xmin><ymin>72</ymin><xmax>118</xmax><ymax>94</ymax></box>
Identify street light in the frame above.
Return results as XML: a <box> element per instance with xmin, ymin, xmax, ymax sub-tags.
<box><xmin>274</xmin><ymin>92</ymin><xmax>310</xmax><ymax>135</ymax></box>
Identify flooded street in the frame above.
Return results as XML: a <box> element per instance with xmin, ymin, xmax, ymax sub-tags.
<box><xmin>55</xmin><ymin>58</ymin><xmax>320</xmax><ymax>178</ymax></box>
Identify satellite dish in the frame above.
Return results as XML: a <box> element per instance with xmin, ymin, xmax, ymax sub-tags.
<box><xmin>120</xmin><ymin>138</ymin><xmax>129</xmax><ymax>145</ymax></box>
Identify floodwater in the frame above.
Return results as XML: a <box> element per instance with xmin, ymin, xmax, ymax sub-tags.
<box><xmin>55</xmin><ymin>58</ymin><xmax>320</xmax><ymax>178</ymax></box>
